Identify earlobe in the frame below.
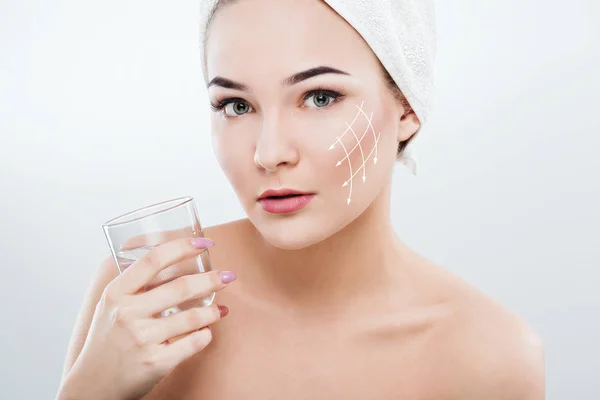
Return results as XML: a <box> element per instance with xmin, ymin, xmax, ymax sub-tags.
<box><xmin>397</xmin><ymin>109</ymin><xmax>421</xmax><ymax>143</ymax></box>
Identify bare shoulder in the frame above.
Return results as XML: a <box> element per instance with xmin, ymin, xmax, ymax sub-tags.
<box><xmin>203</xmin><ymin>218</ymin><xmax>255</xmax><ymax>247</ymax></box>
<box><xmin>201</xmin><ymin>218</ymin><xmax>257</xmax><ymax>275</ymax></box>
<box><xmin>426</xmin><ymin>265</ymin><xmax>545</xmax><ymax>399</ymax></box>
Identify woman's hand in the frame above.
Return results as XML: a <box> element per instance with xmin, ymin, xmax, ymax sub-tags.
<box><xmin>57</xmin><ymin>237</ymin><xmax>235</xmax><ymax>400</ymax></box>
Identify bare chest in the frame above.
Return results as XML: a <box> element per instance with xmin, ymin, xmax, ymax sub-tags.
<box><xmin>144</xmin><ymin>317</ymin><xmax>447</xmax><ymax>400</ymax></box>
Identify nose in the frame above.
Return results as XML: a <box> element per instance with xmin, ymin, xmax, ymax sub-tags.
<box><xmin>254</xmin><ymin>109</ymin><xmax>299</xmax><ymax>172</ymax></box>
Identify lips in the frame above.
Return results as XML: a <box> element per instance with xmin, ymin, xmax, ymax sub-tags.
<box><xmin>257</xmin><ymin>189</ymin><xmax>315</xmax><ymax>214</ymax></box>
<box><xmin>258</xmin><ymin>188</ymin><xmax>311</xmax><ymax>200</ymax></box>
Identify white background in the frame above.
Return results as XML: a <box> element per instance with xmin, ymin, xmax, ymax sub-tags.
<box><xmin>1</xmin><ymin>0</ymin><xmax>598</xmax><ymax>398</ymax></box>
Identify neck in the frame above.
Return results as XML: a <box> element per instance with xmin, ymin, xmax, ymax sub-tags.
<box><xmin>246</xmin><ymin>183</ymin><xmax>410</xmax><ymax>313</ymax></box>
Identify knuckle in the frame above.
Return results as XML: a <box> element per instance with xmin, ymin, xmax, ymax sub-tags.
<box><xmin>131</xmin><ymin>327</ymin><xmax>150</xmax><ymax>348</ymax></box>
<box><xmin>109</xmin><ymin>305</ymin><xmax>130</xmax><ymax>327</ymax></box>
<box><xmin>140</xmin><ymin>251</ymin><xmax>159</xmax><ymax>270</ymax></box>
<box><xmin>141</xmin><ymin>352</ymin><xmax>159</xmax><ymax>370</ymax></box>
<box><xmin>102</xmin><ymin>283</ymin><xmax>119</xmax><ymax>305</ymax></box>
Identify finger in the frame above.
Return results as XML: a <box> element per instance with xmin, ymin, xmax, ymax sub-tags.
<box><xmin>142</xmin><ymin>257</ymin><xmax>203</xmax><ymax>292</ymax></box>
<box><xmin>134</xmin><ymin>270</ymin><xmax>235</xmax><ymax>316</ymax></box>
<box><xmin>161</xmin><ymin>327</ymin><xmax>213</xmax><ymax>368</ymax></box>
<box><xmin>149</xmin><ymin>304</ymin><xmax>227</xmax><ymax>344</ymax></box>
<box><xmin>119</xmin><ymin>227</ymin><xmax>196</xmax><ymax>251</ymax></box>
<box><xmin>113</xmin><ymin>237</ymin><xmax>215</xmax><ymax>294</ymax></box>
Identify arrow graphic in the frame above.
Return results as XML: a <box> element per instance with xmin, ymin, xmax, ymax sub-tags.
<box><xmin>328</xmin><ymin>101</ymin><xmax>381</xmax><ymax>205</ymax></box>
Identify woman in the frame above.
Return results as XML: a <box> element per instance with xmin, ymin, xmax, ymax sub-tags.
<box><xmin>57</xmin><ymin>0</ymin><xmax>545</xmax><ymax>399</ymax></box>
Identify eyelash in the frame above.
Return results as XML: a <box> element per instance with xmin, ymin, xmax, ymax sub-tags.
<box><xmin>209</xmin><ymin>88</ymin><xmax>345</xmax><ymax>116</ymax></box>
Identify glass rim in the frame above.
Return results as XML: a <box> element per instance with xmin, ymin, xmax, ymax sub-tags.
<box><xmin>103</xmin><ymin>196</ymin><xmax>194</xmax><ymax>228</ymax></box>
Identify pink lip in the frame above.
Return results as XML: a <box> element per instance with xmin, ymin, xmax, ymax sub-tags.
<box><xmin>258</xmin><ymin>188</ymin><xmax>312</xmax><ymax>200</ymax></box>
<box><xmin>257</xmin><ymin>189</ymin><xmax>315</xmax><ymax>214</ymax></box>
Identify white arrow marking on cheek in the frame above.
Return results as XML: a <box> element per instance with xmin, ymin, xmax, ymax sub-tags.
<box><xmin>345</xmin><ymin>132</ymin><xmax>381</xmax><ymax>182</ymax></box>
<box><xmin>355</xmin><ymin>104</ymin><xmax>379</xmax><ymax>164</ymax></box>
<box><xmin>336</xmin><ymin>137</ymin><xmax>353</xmax><ymax>205</ymax></box>
<box><xmin>328</xmin><ymin>101</ymin><xmax>381</xmax><ymax>205</ymax></box>
<box><xmin>328</xmin><ymin>100</ymin><xmax>364</xmax><ymax>151</ymax></box>
<box><xmin>335</xmin><ymin>111</ymin><xmax>374</xmax><ymax>170</ymax></box>
<box><xmin>344</xmin><ymin>122</ymin><xmax>367</xmax><ymax>182</ymax></box>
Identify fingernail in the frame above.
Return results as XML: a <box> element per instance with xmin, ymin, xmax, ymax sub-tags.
<box><xmin>190</xmin><ymin>237</ymin><xmax>214</xmax><ymax>248</ymax></box>
<box><xmin>219</xmin><ymin>271</ymin><xmax>237</xmax><ymax>284</ymax></box>
<box><xmin>218</xmin><ymin>305</ymin><xmax>229</xmax><ymax>318</ymax></box>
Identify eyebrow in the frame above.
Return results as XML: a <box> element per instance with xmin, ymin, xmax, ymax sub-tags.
<box><xmin>207</xmin><ymin>65</ymin><xmax>351</xmax><ymax>91</ymax></box>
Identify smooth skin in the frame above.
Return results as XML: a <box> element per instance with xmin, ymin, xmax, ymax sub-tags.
<box><xmin>58</xmin><ymin>0</ymin><xmax>545</xmax><ymax>399</ymax></box>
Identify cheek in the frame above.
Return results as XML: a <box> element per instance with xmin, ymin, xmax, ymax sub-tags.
<box><xmin>212</xmin><ymin>128</ymin><xmax>234</xmax><ymax>173</ymax></box>
<box><xmin>211</xmin><ymin>123</ymin><xmax>254</xmax><ymax>196</ymax></box>
<box><xmin>309</xmin><ymin>102</ymin><xmax>396</xmax><ymax>205</ymax></box>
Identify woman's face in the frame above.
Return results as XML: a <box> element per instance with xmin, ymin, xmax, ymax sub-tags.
<box><xmin>205</xmin><ymin>0</ymin><xmax>418</xmax><ymax>250</ymax></box>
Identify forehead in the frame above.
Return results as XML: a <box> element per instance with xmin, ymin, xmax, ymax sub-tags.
<box><xmin>205</xmin><ymin>0</ymin><xmax>379</xmax><ymax>81</ymax></box>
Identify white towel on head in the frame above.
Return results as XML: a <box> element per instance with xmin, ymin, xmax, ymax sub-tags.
<box><xmin>198</xmin><ymin>0</ymin><xmax>437</xmax><ymax>175</ymax></box>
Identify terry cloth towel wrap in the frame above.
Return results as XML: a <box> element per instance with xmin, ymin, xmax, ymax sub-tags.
<box><xmin>199</xmin><ymin>0</ymin><xmax>437</xmax><ymax>175</ymax></box>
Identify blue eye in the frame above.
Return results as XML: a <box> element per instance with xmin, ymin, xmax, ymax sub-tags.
<box><xmin>224</xmin><ymin>101</ymin><xmax>252</xmax><ymax>116</ymax></box>
<box><xmin>210</xmin><ymin>98</ymin><xmax>254</xmax><ymax>117</ymax></box>
<box><xmin>303</xmin><ymin>89</ymin><xmax>343</xmax><ymax>108</ymax></box>
<box><xmin>210</xmin><ymin>89</ymin><xmax>344</xmax><ymax>117</ymax></box>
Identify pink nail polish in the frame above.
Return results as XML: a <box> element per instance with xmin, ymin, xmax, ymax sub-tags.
<box><xmin>190</xmin><ymin>237</ymin><xmax>215</xmax><ymax>248</ymax></box>
<box><xmin>219</xmin><ymin>271</ymin><xmax>237</xmax><ymax>284</ymax></box>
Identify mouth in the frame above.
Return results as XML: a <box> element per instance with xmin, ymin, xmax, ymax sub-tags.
<box><xmin>258</xmin><ymin>188</ymin><xmax>313</xmax><ymax>200</ymax></box>
<box><xmin>257</xmin><ymin>189</ymin><xmax>315</xmax><ymax>214</ymax></box>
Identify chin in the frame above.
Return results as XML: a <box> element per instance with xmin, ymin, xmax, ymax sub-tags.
<box><xmin>249</xmin><ymin>209</ymin><xmax>341</xmax><ymax>250</ymax></box>
<box><xmin>244</xmin><ymin>190</ymin><xmax>373</xmax><ymax>250</ymax></box>
<box><xmin>262</xmin><ymin>233</ymin><xmax>319</xmax><ymax>250</ymax></box>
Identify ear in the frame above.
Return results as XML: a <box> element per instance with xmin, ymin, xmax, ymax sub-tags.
<box><xmin>397</xmin><ymin>107</ymin><xmax>421</xmax><ymax>143</ymax></box>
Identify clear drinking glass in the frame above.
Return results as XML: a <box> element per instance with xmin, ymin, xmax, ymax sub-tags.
<box><xmin>103</xmin><ymin>196</ymin><xmax>214</xmax><ymax>317</ymax></box>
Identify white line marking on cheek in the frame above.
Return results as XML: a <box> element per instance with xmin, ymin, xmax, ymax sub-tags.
<box><xmin>336</xmin><ymin>138</ymin><xmax>353</xmax><ymax>205</ymax></box>
<box><xmin>328</xmin><ymin>100</ymin><xmax>364</xmax><ymax>151</ymax></box>
<box><xmin>328</xmin><ymin>101</ymin><xmax>382</xmax><ymax>205</ymax></box>
<box><xmin>345</xmin><ymin>122</ymin><xmax>366</xmax><ymax>182</ymax></box>
<box><xmin>355</xmin><ymin>104</ymin><xmax>379</xmax><ymax>164</ymax></box>
<box><xmin>336</xmin><ymin>111</ymin><xmax>374</xmax><ymax>169</ymax></box>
